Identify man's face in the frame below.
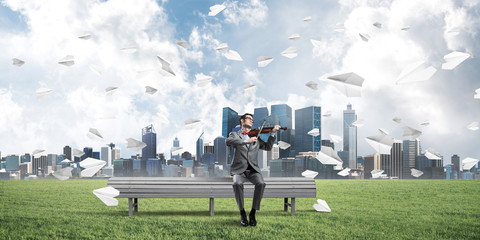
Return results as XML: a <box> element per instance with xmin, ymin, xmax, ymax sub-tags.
<box><xmin>242</xmin><ymin>115</ymin><xmax>254</xmax><ymax>128</ymax></box>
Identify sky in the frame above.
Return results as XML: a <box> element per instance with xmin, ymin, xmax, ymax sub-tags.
<box><xmin>0</xmin><ymin>0</ymin><xmax>479</xmax><ymax>165</ymax></box>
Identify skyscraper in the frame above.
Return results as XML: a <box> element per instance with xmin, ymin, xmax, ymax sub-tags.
<box><xmin>214</xmin><ymin>136</ymin><xmax>227</xmax><ymax>167</ymax></box>
<box><xmin>101</xmin><ymin>147</ymin><xmax>111</xmax><ymax>167</ymax></box>
<box><xmin>82</xmin><ymin>147</ymin><xmax>93</xmax><ymax>160</ymax></box>
<box><xmin>142</xmin><ymin>124</ymin><xmax>157</xmax><ymax>176</ymax></box>
<box><xmin>294</xmin><ymin>106</ymin><xmax>321</xmax><ymax>155</ymax></box>
<box><xmin>63</xmin><ymin>145</ymin><xmax>72</xmax><ymax>161</ymax></box>
<box><xmin>222</xmin><ymin>107</ymin><xmax>240</xmax><ymax>138</ymax></box>
<box><xmin>391</xmin><ymin>140</ymin><xmax>403</xmax><ymax>178</ymax></box>
<box><xmin>343</xmin><ymin>103</ymin><xmax>357</xmax><ymax>169</ymax></box>
<box><xmin>196</xmin><ymin>132</ymin><xmax>204</xmax><ymax>162</ymax></box>
<box><xmin>271</xmin><ymin>104</ymin><xmax>294</xmax><ymax>158</ymax></box>
<box><xmin>402</xmin><ymin>139</ymin><xmax>421</xmax><ymax>179</ymax></box>
<box><xmin>171</xmin><ymin>137</ymin><xmax>180</xmax><ymax>160</ymax></box>
<box><xmin>451</xmin><ymin>154</ymin><xmax>461</xmax><ymax>178</ymax></box>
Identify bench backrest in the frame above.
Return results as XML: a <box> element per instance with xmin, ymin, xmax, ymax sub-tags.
<box><xmin>107</xmin><ymin>177</ymin><xmax>316</xmax><ymax>199</ymax></box>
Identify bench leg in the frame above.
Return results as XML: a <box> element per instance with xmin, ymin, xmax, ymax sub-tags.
<box><xmin>209</xmin><ymin>198</ymin><xmax>214</xmax><ymax>216</ymax></box>
<box><xmin>134</xmin><ymin>198</ymin><xmax>138</xmax><ymax>212</ymax></box>
<box><xmin>284</xmin><ymin>198</ymin><xmax>288</xmax><ymax>212</ymax></box>
<box><xmin>291</xmin><ymin>198</ymin><xmax>295</xmax><ymax>216</ymax></box>
<box><xmin>128</xmin><ymin>198</ymin><xmax>133</xmax><ymax>217</ymax></box>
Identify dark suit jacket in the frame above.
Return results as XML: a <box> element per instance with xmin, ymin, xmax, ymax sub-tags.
<box><xmin>226</xmin><ymin>130</ymin><xmax>275</xmax><ymax>175</ymax></box>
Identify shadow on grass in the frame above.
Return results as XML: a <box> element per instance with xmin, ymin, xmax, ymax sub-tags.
<box><xmin>77</xmin><ymin>209</ymin><xmax>311</xmax><ymax>218</ymax></box>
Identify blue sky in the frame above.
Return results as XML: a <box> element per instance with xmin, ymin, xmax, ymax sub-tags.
<box><xmin>1</xmin><ymin>0</ymin><xmax>479</xmax><ymax>166</ymax></box>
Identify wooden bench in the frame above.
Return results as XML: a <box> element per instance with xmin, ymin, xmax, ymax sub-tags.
<box><xmin>107</xmin><ymin>177</ymin><xmax>317</xmax><ymax>217</ymax></box>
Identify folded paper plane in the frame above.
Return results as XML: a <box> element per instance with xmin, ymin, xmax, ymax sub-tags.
<box><xmin>36</xmin><ymin>88</ymin><xmax>53</xmax><ymax>99</ymax></box>
<box><xmin>288</xmin><ymin>33</ymin><xmax>300</xmax><ymax>40</ymax></box>
<box><xmin>305</xmin><ymin>81</ymin><xmax>318</xmax><ymax>90</ymax></box>
<box><xmin>401</xmin><ymin>26</ymin><xmax>410</xmax><ymax>31</ymax></box>
<box><xmin>224</xmin><ymin>50</ymin><xmax>243</xmax><ymax>61</ymax></box>
<box><xmin>120</xmin><ymin>42</ymin><xmax>137</xmax><ymax>53</ymax></box>
<box><xmin>425</xmin><ymin>148</ymin><xmax>441</xmax><ymax>160</ymax></box>
<box><xmin>12</xmin><ymin>58</ymin><xmax>24</xmax><ymax>67</ymax></box>
<box><xmin>105</xmin><ymin>86</ymin><xmax>118</xmax><ymax>96</ymax></box>
<box><xmin>392</xmin><ymin>117</ymin><xmax>402</xmax><ymax>123</ymax></box>
<box><xmin>420</xmin><ymin>120</ymin><xmax>430</xmax><ymax>126</ymax></box>
<box><xmin>156</xmin><ymin>56</ymin><xmax>176</xmax><ymax>76</ymax></box>
<box><xmin>411</xmin><ymin>168</ymin><xmax>423</xmax><ymax>178</ymax></box>
<box><xmin>338</xmin><ymin>168</ymin><xmax>350</xmax><ymax>177</ymax></box>
<box><xmin>185</xmin><ymin>118</ymin><xmax>201</xmax><ymax>129</ymax></box>
<box><xmin>403</xmin><ymin>126</ymin><xmax>422</xmax><ymax>139</ymax></box>
<box><xmin>87</xmin><ymin>128</ymin><xmax>103</xmax><ymax>140</ymax></box>
<box><xmin>326</xmin><ymin>72</ymin><xmax>364</xmax><ymax>97</ymax></box>
<box><xmin>176</xmin><ymin>40</ymin><xmax>189</xmax><ymax>49</ymax></box>
<box><xmin>378</xmin><ymin>128</ymin><xmax>389</xmax><ymax>135</ymax></box>
<box><xmin>373</xmin><ymin>22</ymin><xmax>382</xmax><ymax>28</ymax></box>
<box><xmin>315</xmin><ymin>147</ymin><xmax>342</xmax><ymax>165</ymax></box>
<box><xmin>153</xmin><ymin>113</ymin><xmax>169</xmax><ymax>123</ymax></box>
<box><xmin>303</xmin><ymin>16</ymin><xmax>312</xmax><ymax>22</ymax></box>
<box><xmin>278</xmin><ymin>141</ymin><xmax>291</xmax><ymax>150</ymax></box>
<box><xmin>330</xmin><ymin>134</ymin><xmax>342</xmax><ymax>143</ymax></box>
<box><xmin>126</xmin><ymin>138</ymin><xmax>147</xmax><ymax>151</ymax></box>
<box><xmin>313</xmin><ymin>199</ymin><xmax>331</xmax><ymax>212</ymax></box>
<box><xmin>208</xmin><ymin>4</ymin><xmax>226</xmax><ymax>16</ymax></box>
<box><xmin>322</xmin><ymin>111</ymin><xmax>332</xmax><ymax>117</ymax></box>
<box><xmin>467</xmin><ymin>122</ymin><xmax>479</xmax><ymax>131</ymax></box>
<box><xmin>281</xmin><ymin>46</ymin><xmax>298</xmax><ymax>58</ymax></box>
<box><xmin>53</xmin><ymin>167</ymin><xmax>73</xmax><ymax>181</ymax></box>
<box><xmin>73</xmin><ymin>148</ymin><xmax>84</xmax><ymax>158</ymax></box>
<box><xmin>78</xmin><ymin>32</ymin><xmax>91</xmax><ymax>40</ymax></box>
<box><xmin>89</xmin><ymin>64</ymin><xmax>104</xmax><ymax>75</ymax></box>
<box><xmin>307</xmin><ymin>128</ymin><xmax>320</xmax><ymax>137</ymax></box>
<box><xmin>244</xmin><ymin>84</ymin><xmax>256</xmax><ymax>91</ymax></box>
<box><xmin>171</xmin><ymin>146</ymin><xmax>183</xmax><ymax>155</ymax></box>
<box><xmin>145</xmin><ymin>86</ymin><xmax>158</xmax><ymax>95</ymax></box>
<box><xmin>58</xmin><ymin>55</ymin><xmax>74</xmax><ymax>66</ymax></box>
<box><xmin>371</xmin><ymin>169</ymin><xmax>384</xmax><ymax>178</ymax></box>
<box><xmin>257</xmin><ymin>56</ymin><xmax>274</xmax><ymax>67</ymax></box>
<box><xmin>93</xmin><ymin>186</ymin><xmax>120</xmax><ymax>206</ymax></box>
<box><xmin>33</xmin><ymin>149</ymin><xmax>45</xmax><ymax>158</ymax></box>
<box><xmin>352</xmin><ymin>119</ymin><xmax>364</xmax><ymax>127</ymax></box>
<box><xmin>396</xmin><ymin>61</ymin><xmax>436</xmax><ymax>84</ymax></box>
<box><xmin>195</xmin><ymin>74</ymin><xmax>213</xmax><ymax>87</ymax></box>
<box><xmin>310</xmin><ymin>39</ymin><xmax>322</xmax><ymax>48</ymax></box>
<box><xmin>462</xmin><ymin>158</ymin><xmax>479</xmax><ymax>170</ymax></box>
<box><xmin>215</xmin><ymin>43</ymin><xmax>229</xmax><ymax>52</ymax></box>
<box><xmin>334</xmin><ymin>23</ymin><xmax>345</xmax><ymax>32</ymax></box>
<box><xmin>359</xmin><ymin>33</ymin><xmax>370</xmax><ymax>42</ymax></box>
<box><xmin>79</xmin><ymin>157</ymin><xmax>106</xmax><ymax>177</ymax></box>
<box><xmin>301</xmin><ymin>170</ymin><xmax>318</xmax><ymax>178</ymax></box>
<box><xmin>365</xmin><ymin>134</ymin><xmax>394</xmax><ymax>154</ymax></box>
<box><xmin>441</xmin><ymin>51</ymin><xmax>471</xmax><ymax>70</ymax></box>
<box><xmin>474</xmin><ymin>88</ymin><xmax>480</xmax><ymax>99</ymax></box>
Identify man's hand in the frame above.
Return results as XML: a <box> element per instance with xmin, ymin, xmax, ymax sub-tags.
<box><xmin>271</xmin><ymin>125</ymin><xmax>281</xmax><ymax>133</ymax></box>
<box><xmin>246</xmin><ymin>137</ymin><xmax>257</xmax><ymax>144</ymax></box>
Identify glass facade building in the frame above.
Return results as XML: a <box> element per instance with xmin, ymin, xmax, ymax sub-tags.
<box><xmin>343</xmin><ymin>104</ymin><xmax>357</xmax><ymax>169</ymax></box>
<box><xmin>222</xmin><ymin>107</ymin><xmax>239</xmax><ymax>137</ymax></box>
<box><xmin>142</xmin><ymin>124</ymin><xmax>157</xmax><ymax>176</ymax></box>
<box><xmin>402</xmin><ymin>139</ymin><xmax>421</xmax><ymax>179</ymax></box>
<box><xmin>294</xmin><ymin>106</ymin><xmax>321</xmax><ymax>155</ymax></box>
<box><xmin>196</xmin><ymin>132</ymin><xmax>204</xmax><ymax>162</ymax></box>
<box><xmin>214</xmin><ymin>136</ymin><xmax>227</xmax><ymax>167</ymax></box>
<box><xmin>271</xmin><ymin>104</ymin><xmax>294</xmax><ymax>158</ymax></box>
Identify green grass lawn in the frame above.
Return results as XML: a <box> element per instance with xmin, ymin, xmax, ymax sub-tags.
<box><xmin>1</xmin><ymin>179</ymin><xmax>479</xmax><ymax>239</ymax></box>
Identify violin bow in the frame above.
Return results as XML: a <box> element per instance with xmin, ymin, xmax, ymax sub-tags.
<box><xmin>254</xmin><ymin>119</ymin><xmax>266</xmax><ymax>145</ymax></box>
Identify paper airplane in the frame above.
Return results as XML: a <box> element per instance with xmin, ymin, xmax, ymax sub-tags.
<box><xmin>185</xmin><ymin>118</ymin><xmax>201</xmax><ymax>129</ymax></box>
<box><xmin>441</xmin><ymin>51</ymin><xmax>471</xmax><ymax>70</ymax></box>
<box><xmin>447</xmin><ymin>27</ymin><xmax>460</xmax><ymax>36</ymax></box>
<box><xmin>153</xmin><ymin>113</ymin><xmax>169</xmax><ymax>123</ymax></box>
<box><xmin>157</xmin><ymin>56</ymin><xmax>176</xmax><ymax>76</ymax></box>
<box><xmin>378</xmin><ymin>128</ymin><xmax>389</xmax><ymax>135</ymax></box>
<box><xmin>12</xmin><ymin>58</ymin><xmax>24</xmax><ymax>67</ymax></box>
<box><xmin>126</xmin><ymin>138</ymin><xmax>147</xmax><ymax>151</ymax></box>
<box><xmin>58</xmin><ymin>55</ymin><xmax>74</xmax><ymax>66</ymax></box>
<box><xmin>373</xmin><ymin>22</ymin><xmax>382</xmax><ymax>28</ymax></box>
<box><xmin>36</xmin><ymin>87</ymin><xmax>53</xmax><ymax>99</ymax></box>
<box><xmin>322</xmin><ymin>111</ymin><xmax>332</xmax><ymax>117</ymax></box>
<box><xmin>61</xmin><ymin>159</ymin><xmax>72</xmax><ymax>164</ymax></box>
<box><xmin>301</xmin><ymin>170</ymin><xmax>318</xmax><ymax>178</ymax></box>
<box><xmin>334</xmin><ymin>23</ymin><xmax>345</xmax><ymax>32</ymax></box>
<box><xmin>145</xmin><ymin>86</ymin><xmax>158</xmax><ymax>95</ymax></box>
<box><xmin>89</xmin><ymin>64</ymin><xmax>104</xmax><ymax>75</ymax></box>
<box><xmin>392</xmin><ymin>117</ymin><xmax>402</xmax><ymax>123</ymax></box>
<box><xmin>371</xmin><ymin>169</ymin><xmax>384</xmax><ymax>178</ymax></box>
<box><xmin>120</xmin><ymin>42</ymin><xmax>137</xmax><ymax>53</ymax></box>
<box><xmin>281</xmin><ymin>46</ymin><xmax>298</xmax><ymax>58</ymax></box>
<box><xmin>78</xmin><ymin>32</ymin><xmax>91</xmax><ymax>40</ymax></box>
<box><xmin>403</xmin><ymin>126</ymin><xmax>422</xmax><ymax>139</ymax></box>
<box><xmin>244</xmin><ymin>84</ymin><xmax>256</xmax><ymax>91</ymax></box>
<box><xmin>425</xmin><ymin>148</ymin><xmax>441</xmax><ymax>160</ymax></box>
<box><xmin>401</xmin><ymin>26</ymin><xmax>410</xmax><ymax>31</ymax></box>
<box><xmin>87</xmin><ymin>128</ymin><xmax>103</xmax><ymax>140</ymax></box>
<box><xmin>195</xmin><ymin>74</ymin><xmax>213</xmax><ymax>87</ymax></box>
<box><xmin>420</xmin><ymin>120</ymin><xmax>430</xmax><ymax>126</ymax></box>
<box><xmin>105</xmin><ymin>86</ymin><xmax>118</xmax><ymax>96</ymax></box>
<box><xmin>176</xmin><ymin>40</ymin><xmax>189</xmax><ymax>49</ymax></box>
<box><xmin>278</xmin><ymin>141</ymin><xmax>291</xmax><ymax>150</ymax></box>
<box><xmin>93</xmin><ymin>186</ymin><xmax>119</xmax><ymax>206</ymax></box>
<box><xmin>462</xmin><ymin>157</ymin><xmax>479</xmax><ymax>170</ymax></box>
<box><xmin>33</xmin><ymin>149</ymin><xmax>45</xmax><ymax>158</ymax></box>
<box><xmin>307</xmin><ymin>128</ymin><xmax>320</xmax><ymax>137</ymax></box>
<box><xmin>224</xmin><ymin>50</ymin><xmax>243</xmax><ymax>61</ymax></box>
<box><xmin>326</xmin><ymin>72</ymin><xmax>364</xmax><ymax>97</ymax></box>
<box><xmin>73</xmin><ymin>148</ymin><xmax>84</xmax><ymax>158</ymax></box>
<box><xmin>396</xmin><ymin>61</ymin><xmax>437</xmax><ymax>84</ymax></box>
<box><xmin>467</xmin><ymin>122</ymin><xmax>479</xmax><ymax>131</ymax></box>
<box><xmin>171</xmin><ymin>146</ymin><xmax>183</xmax><ymax>155</ymax></box>
<box><xmin>330</xmin><ymin>134</ymin><xmax>342</xmax><ymax>143</ymax></box>
<box><xmin>315</xmin><ymin>147</ymin><xmax>342</xmax><ymax>165</ymax></box>
<box><xmin>365</xmin><ymin>134</ymin><xmax>394</xmax><ymax>154</ymax></box>
<box><xmin>474</xmin><ymin>88</ymin><xmax>480</xmax><ymax>99</ymax></box>
<box><xmin>288</xmin><ymin>33</ymin><xmax>300</xmax><ymax>40</ymax></box>
<box><xmin>52</xmin><ymin>167</ymin><xmax>73</xmax><ymax>181</ymax></box>
<box><xmin>411</xmin><ymin>168</ymin><xmax>423</xmax><ymax>178</ymax></box>
<box><xmin>338</xmin><ymin>168</ymin><xmax>350</xmax><ymax>177</ymax></box>
<box><xmin>313</xmin><ymin>199</ymin><xmax>331</xmax><ymax>212</ymax></box>
<box><xmin>215</xmin><ymin>43</ymin><xmax>229</xmax><ymax>52</ymax></box>
<box><xmin>208</xmin><ymin>4</ymin><xmax>226</xmax><ymax>16</ymax></box>
<box><xmin>310</xmin><ymin>39</ymin><xmax>323</xmax><ymax>48</ymax></box>
<box><xmin>359</xmin><ymin>33</ymin><xmax>370</xmax><ymax>42</ymax></box>
<box><xmin>305</xmin><ymin>81</ymin><xmax>318</xmax><ymax>90</ymax></box>
<box><xmin>257</xmin><ymin>56</ymin><xmax>274</xmax><ymax>67</ymax></box>
<box><xmin>79</xmin><ymin>157</ymin><xmax>106</xmax><ymax>177</ymax></box>
<box><xmin>303</xmin><ymin>16</ymin><xmax>312</xmax><ymax>22</ymax></box>
<box><xmin>352</xmin><ymin>119</ymin><xmax>364</xmax><ymax>127</ymax></box>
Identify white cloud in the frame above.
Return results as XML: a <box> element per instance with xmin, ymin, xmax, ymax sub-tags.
<box><xmin>223</xmin><ymin>0</ymin><xmax>269</xmax><ymax>27</ymax></box>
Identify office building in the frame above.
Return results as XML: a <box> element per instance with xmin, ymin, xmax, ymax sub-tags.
<box><xmin>196</xmin><ymin>132</ymin><xmax>204</xmax><ymax>162</ymax></box>
<box><xmin>402</xmin><ymin>139</ymin><xmax>421</xmax><ymax>179</ymax></box>
<box><xmin>295</xmin><ymin>106</ymin><xmax>321</xmax><ymax>155</ymax></box>
<box><xmin>101</xmin><ymin>147</ymin><xmax>111</xmax><ymax>167</ymax></box>
<box><xmin>6</xmin><ymin>155</ymin><xmax>20</xmax><ymax>171</ymax></box>
<box><xmin>63</xmin><ymin>146</ymin><xmax>72</xmax><ymax>161</ymax></box>
<box><xmin>214</xmin><ymin>136</ymin><xmax>227</xmax><ymax>167</ymax></box>
<box><xmin>271</xmin><ymin>104</ymin><xmax>294</xmax><ymax>158</ymax></box>
<box><xmin>141</xmin><ymin>124</ymin><xmax>157</xmax><ymax>176</ymax></box>
<box><xmin>343</xmin><ymin>103</ymin><xmax>357</xmax><ymax>169</ymax></box>
<box><xmin>222</xmin><ymin>107</ymin><xmax>240</xmax><ymax>138</ymax></box>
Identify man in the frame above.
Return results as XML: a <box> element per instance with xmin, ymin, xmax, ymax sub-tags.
<box><xmin>226</xmin><ymin>113</ymin><xmax>280</xmax><ymax>227</ymax></box>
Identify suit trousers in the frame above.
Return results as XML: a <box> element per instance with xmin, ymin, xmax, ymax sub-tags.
<box><xmin>232</xmin><ymin>170</ymin><xmax>266</xmax><ymax>211</ymax></box>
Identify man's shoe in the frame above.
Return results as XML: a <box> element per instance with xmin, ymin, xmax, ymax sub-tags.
<box><xmin>249</xmin><ymin>214</ymin><xmax>257</xmax><ymax>227</ymax></box>
<box><xmin>240</xmin><ymin>213</ymin><xmax>249</xmax><ymax>227</ymax></box>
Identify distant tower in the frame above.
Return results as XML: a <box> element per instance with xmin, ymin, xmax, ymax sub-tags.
<box><xmin>343</xmin><ymin>103</ymin><xmax>357</xmax><ymax>169</ymax></box>
<box><xmin>171</xmin><ymin>137</ymin><xmax>180</xmax><ymax>160</ymax></box>
<box><xmin>451</xmin><ymin>154</ymin><xmax>461</xmax><ymax>178</ymax></box>
<box><xmin>214</xmin><ymin>136</ymin><xmax>227</xmax><ymax>167</ymax></box>
<box><xmin>142</xmin><ymin>124</ymin><xmax>157</xmax><ymax>176</ymax></box>
<box><xmin>196</xmin><ymin>132</ymin><xmax>204</xmax><ymax>162</ymax></box>
<box><xmin>402</xmin><ymin>139</ymin><xmax>421</xmax><ymax>179</ymax></box>
<box><xmin>222</xmin><ymin>107</ymin><xmax>240</xmax><ymax>137</ymax></box>
<box><xmin>294</xmin><ymin>106</ymin><xmax>321</xmax><ymax>155</ymax></box>
<box><xmin>63</xmin><ymin>146</ymin><xmax>72</xmax><ymax>161</ymax></box>
<box><xmin>271</xmin><ymin>104</ymin><xmax>294</xmax><ymax>158</ymax></box>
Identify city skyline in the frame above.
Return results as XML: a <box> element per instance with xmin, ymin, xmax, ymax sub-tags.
<box><xmin>1</xmin><ymin>0</ymin><xmax>480</xmax><ymax>164</ymax></box>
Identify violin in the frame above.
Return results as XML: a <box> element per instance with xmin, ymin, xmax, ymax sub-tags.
<box><xmin>245</xmin><ymin>126</ymin><xmax>287</xmax><ymax>137</ymax></box>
